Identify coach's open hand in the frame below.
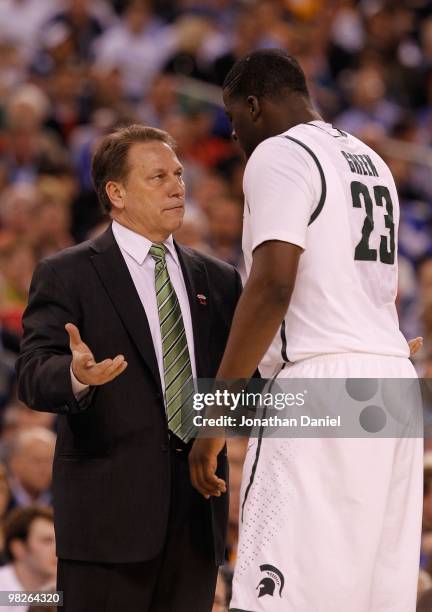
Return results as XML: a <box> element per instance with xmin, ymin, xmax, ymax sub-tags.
<box><xmin>189</xmin><ymin>436</ymin><xmax>226</xmax><ymax>499</ymax></box>
<box><xmin>65</xmin><ymin>323</ymin><xmax>128</xmax><ymax>386</ymax></box>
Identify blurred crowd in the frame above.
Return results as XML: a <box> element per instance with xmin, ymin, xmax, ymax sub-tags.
<box><xmin>0</xmin><ymin>0</ymin><xmax>431</xmax><ymax>610</ymax></box>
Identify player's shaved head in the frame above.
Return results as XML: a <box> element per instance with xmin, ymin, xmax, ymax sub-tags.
<box><xmin>223</xmin><ymin>49</ymin><xmax>310</xmax><ymax>102</ymax></box>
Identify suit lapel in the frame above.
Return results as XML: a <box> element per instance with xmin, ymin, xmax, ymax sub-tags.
<box><xmin>89</xmin><ymin>226</ymin><xmax>162</xmax><ymax>394</ymax></box>
<box><xmin>175</xmin><ymin>243</ymin><xmax>210</xmax><ymax>378</ymax></box>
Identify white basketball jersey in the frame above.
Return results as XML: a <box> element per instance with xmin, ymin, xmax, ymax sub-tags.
<box><xmin>242</xmin><ymin>120</ymin><xmax>409</xmax><ymax>377</ymax></box>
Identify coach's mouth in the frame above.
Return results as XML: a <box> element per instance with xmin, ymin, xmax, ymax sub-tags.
<box><xmin>164</xmin><ymin>204</ymin><xmax>184</xmax><ymax>213</ymax></box>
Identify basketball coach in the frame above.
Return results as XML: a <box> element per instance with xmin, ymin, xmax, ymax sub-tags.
<box><xmin>16</xmin><ymin>125</ymin><xmax>240</xmax><ymax>611</ymax></box>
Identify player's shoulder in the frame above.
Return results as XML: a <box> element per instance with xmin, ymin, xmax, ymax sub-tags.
<box><xmin>245</xmin><ymin>129</ymin><xmax>314</xmax><ymax>177</ymax></box>
<box><xmin>244</xmin><ymin>127</ymin><xmax>327</xmax><ymax>198</ymax></box>
<box><xmin>349</xmin><ymin>133</ymin><xmax>388</xmax><ymax>162</ymax></box>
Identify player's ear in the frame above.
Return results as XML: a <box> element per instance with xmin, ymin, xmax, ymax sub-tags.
<box><xmin>247</xmin><ymin>95</ymin><xmax>261</xmax><ymax>122</ymax></box>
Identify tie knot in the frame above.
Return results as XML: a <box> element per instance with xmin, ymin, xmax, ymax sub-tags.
<box><xmin>149</xmin><ymin>243</ymin><xmax>166</xmax><ymax>264</ymax></box>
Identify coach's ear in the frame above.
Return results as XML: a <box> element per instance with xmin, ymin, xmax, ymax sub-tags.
<box><xmin>247</xmin><ymin>95</ymin><xmax>261</xmax><ymax>122</ymax></box>
<box><xmin>106</xmin><ymin>180</ymin><xmax>125</xmax><ymax>212</ymax></box>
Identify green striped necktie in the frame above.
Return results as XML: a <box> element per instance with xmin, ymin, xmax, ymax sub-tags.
<box><xmin>149</xmin><ymin>243</ymin><xmax>194</xmax><ymax>443</ymax></box>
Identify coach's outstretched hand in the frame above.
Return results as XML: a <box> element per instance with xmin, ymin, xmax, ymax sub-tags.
<box><xmin>189</xmin><ymin>437</ymin><xmax>227</xmax><ymax>499</ymax></box>
<box><xmin>65</xmin><ymin>323</ymin><xmax>128</xmax><ymax>386</ymax></box>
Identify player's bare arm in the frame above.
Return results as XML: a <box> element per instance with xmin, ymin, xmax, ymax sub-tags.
<box><xmin>189</xmin><ymin>240</ymin><xmax>302</xmax><ymax>498</ymax></box>
<box><xmin>65</xmin><ymin>323</ymin><xmax>128</xmax><ymax>386</ymax></box>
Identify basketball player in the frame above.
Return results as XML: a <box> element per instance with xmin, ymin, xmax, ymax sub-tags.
<box><xmin>189</xmin><ymin>50</ymin><xmax>423</xmax><ymax>611</ymax></box>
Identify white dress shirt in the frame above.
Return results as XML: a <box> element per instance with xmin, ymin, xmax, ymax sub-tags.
<box><xmin>71</xmin><ymin>221</ymin><xmax>197</xmax><ymax>396</ymax></box>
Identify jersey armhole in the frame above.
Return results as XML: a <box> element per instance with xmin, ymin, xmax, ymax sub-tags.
<box><xmin>283</xmin><ymin>135</ymin><xmax>327</xmax><ymax>225</ymax></box>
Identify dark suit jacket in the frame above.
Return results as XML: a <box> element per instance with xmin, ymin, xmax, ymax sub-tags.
<box><xmin>16</xmin><ymin>225</ymin><xmax>241</xmax><ymax>565</ymax></box>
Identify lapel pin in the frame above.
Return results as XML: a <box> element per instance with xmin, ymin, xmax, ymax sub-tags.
<box><xmin>197</xmin><ymin>294</ymin><xmax>207</xmax><ymax>306</ymax></box>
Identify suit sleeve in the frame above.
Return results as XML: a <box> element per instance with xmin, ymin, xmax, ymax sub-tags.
<box><xmin>16</xmin><ymin>260</ymin><xmax>95</xmax><ymax>414</ymax></box>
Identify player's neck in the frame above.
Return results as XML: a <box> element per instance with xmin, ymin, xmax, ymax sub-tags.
<box><xmin>262</xmin><ymin>98</ymin><xmax>323</xmax><ymax>138</ymax></box>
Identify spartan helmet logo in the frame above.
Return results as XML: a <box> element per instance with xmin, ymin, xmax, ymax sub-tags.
<box><xmin>256</xmin><ymin>564</ymin><xmax>285</xmax><ymax>599</ymax></box>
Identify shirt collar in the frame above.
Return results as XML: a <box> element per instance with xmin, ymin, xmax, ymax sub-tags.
<box><xmin>112</xmin><ymin>220</ymin><xmax>179</xmax><ymax>267</ymax></box>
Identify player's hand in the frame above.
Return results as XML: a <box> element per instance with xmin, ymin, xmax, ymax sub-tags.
<box><xmin>189</xmin><ymin>436</ymin><xmax>227</xmax><ymax>499</ymax></box>
<box><xmin>65</xmin><ymin>323</ymin><xmax>128</xmax><ymax>386</ymax></box>
<box><xmin>408</xmin><ymin>336</ymin><xmax>423</xmax><ymax>357</ymax></box>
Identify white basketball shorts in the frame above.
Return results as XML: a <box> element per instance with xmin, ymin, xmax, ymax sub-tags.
<box><xmin>229</xmin><ymin>353</ymin><xmax>423</xmax><ymax>612</ymax></box>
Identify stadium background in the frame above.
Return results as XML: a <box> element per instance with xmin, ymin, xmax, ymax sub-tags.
<box><xmin>0</xmin><ymin>0</ymin><xmax>431</xmax><ymax>609</ymax></box>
